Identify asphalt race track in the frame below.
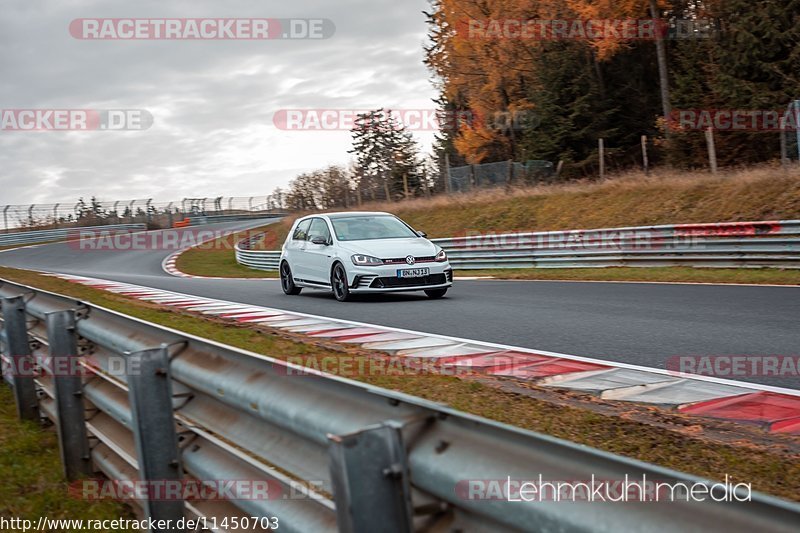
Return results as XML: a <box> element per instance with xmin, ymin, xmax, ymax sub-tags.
<box><xmin>2</xmin><ymin>221</ymin><xmax>798</xmax><ymax>389</ymax></box>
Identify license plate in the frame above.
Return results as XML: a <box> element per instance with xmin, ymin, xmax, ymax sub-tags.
<box><xmin>397</xmin><ymin>268</ymin><xmax>429</xmax><ymax>278</ymax></box>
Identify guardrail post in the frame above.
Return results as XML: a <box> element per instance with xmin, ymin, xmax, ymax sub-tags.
<box><xmin>46</xmin><ymin>309</ymin><xmax>91</xmax><ymax>480</ymax></box>
<box><xmin>1</xmin><ymin>296</ymin><xmax>39</xmax><ymax>421</ymax></box>
<box><xmin>328</xmin><ymin>422</ymin><xmax>413</xmax><ymax>533</ymax></box>
<box><xmin>126</xmin><ymin>345</ymin><xmax>185</xmax><ymax>525</ymax></box>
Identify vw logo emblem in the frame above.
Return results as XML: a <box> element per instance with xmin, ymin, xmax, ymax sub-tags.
<box><xmin>405</xmin><ymin>255</ymin><xmax>415</xmax><ymax>265</ymax></box>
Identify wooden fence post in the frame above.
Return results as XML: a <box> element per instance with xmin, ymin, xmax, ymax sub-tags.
<box><xmin>705</xmin><ymin>127</ymin><xmax>718</xmax><ymax>174</ymax></box>
<box><xmin>641</xmin><ymin>135</ymin><xmax>649</xmax><ymax>174</ymax></box>
<box><xmin>598</xmin><ymin>138</ymin><xmax>605</xmax><ymax>179</ymax></box>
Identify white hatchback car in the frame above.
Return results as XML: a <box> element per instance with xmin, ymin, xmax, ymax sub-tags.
<box><xmin>279</xmin><ymin>212</ymin><xmax>453</xmax><ymax>301</ymax></box>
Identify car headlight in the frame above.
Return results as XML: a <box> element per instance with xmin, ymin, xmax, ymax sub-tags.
<box><xmin>351</xmin><ymin>254</ymin><xmax>383</xmax><ymax>266</ymax></box>
<box><xmin>435</xmin><ymin>249</ymin><xmax>447</xmax><ymax>262</ymax></box>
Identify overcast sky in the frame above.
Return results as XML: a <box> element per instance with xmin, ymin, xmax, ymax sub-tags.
<box><xmin>0</xmin><ymin>0</ymin><xmax>437</xmax><ymax>205</ymax></box>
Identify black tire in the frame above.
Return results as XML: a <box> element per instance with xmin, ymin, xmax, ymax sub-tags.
<box><xmin>331</xmin><ymin>263</ymin><xmax>351</xmax><ymax>302</ymax></box>
<box><xmin>280</xmin><ymin>261</ymin><xmax>302</xmax><ymax>295</ymax></box>
<box><xmin>424</xmin><ymin>288</ymin><xmax>448</xmax><ymax>299</ymax></box>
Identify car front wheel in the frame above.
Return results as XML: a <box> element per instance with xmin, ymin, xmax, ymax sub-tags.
<box><xmin>424</xmin><ymin>288</ymin><xmax>448</xmax><ymax>299</ymax></box>
<box><xmin>280</xmin><ymin>262</ymin><xmax>302</xmax><ymax>295</ymax></box>
<box><xmin>331</xmin><ymin>263</ymin><xmax>351</xmax><ymax>302</ymax></box>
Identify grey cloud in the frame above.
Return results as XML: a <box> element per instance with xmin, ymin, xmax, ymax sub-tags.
<box><xmin>0</xmin><ymin>0</ymin><xmax>436</xmax><ymax>204</ymax></box>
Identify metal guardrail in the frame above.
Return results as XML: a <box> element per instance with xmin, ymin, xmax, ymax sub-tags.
<box><xmin>235</xmin><ymin>234</ymin><xmax>282</xmax><ymax>270</ymax></box>
<box><xmin>185</xmin><ymin>213</ymin><xmax>287</xmax><ymax>227</ymax></box>
<box><xmin>2</xmin><ymin>279</ymin><xmax>800</xmax><ymax>532</ymax></box>
<box><xmin>433</xmin><ymin>220</ymin><xmax>800</xmax><ymax>269</ymax></box>
<box><xmin>0</xmin><ymin>223</ymin><xmax>147</xmax><ymax>247</ymax></box>
<box><xmin>2</xmin><ymin>196</ymin><xmax>285</xmax><ymax>232</ymax></box>
<box><xmin>235</xmin><ymin>220</ymin><xmax>800</xmax><ymax>271</ymax></box>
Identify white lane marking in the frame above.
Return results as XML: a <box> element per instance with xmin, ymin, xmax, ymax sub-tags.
<box><xmin>471</xmin><ymin>277</ymin><xmax>800</xmax><ymax>288</ymax></box>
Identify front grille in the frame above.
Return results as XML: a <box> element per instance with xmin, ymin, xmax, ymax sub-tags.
<box><xmin>382</xmin><ymin>256</ymin><xmax>436</xmax><ymax>265</ymax></box>
<box><xmin>354</xmin><ymin>275</ymin><xmax>378</xmax><ymax>288</ymax></box>
<box><xmin>370</xmin><ymin>273</ymin><xmax>448</xmax><ymax>288</ymax></box>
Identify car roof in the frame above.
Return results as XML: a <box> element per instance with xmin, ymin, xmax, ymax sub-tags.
<box><xmin>302</xmin><ymin>211</ymin><xmax>393</xmax><ymax>220</ymax></box>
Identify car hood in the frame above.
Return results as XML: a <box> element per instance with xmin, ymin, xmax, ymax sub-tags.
<box><xmin>338</xmin><ymin>238</ymin><xmax>439</xmax><ymax>258</ymax></box>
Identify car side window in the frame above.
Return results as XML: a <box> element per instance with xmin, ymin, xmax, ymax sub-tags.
<box><xmin>292</xmin><ymin>219</ymin><xmax>312</xmax><ymax>241</ymax></box>
<box><xmin>307</xmin><ymin>218</ymin><xmax>332</xmax><ymax>243</ymax></box>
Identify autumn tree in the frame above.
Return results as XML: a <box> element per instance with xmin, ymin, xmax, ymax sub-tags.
<box><xmin>284</xmin><ymin>166</ymin><xmax>353</xmax><ymax>210</ymax></box>
<box><xmin>349</xmin><ymin>109</ymin><xmax>423</xmax><ymax>201</ymax></box>
<box><xmin>425</xmin><ymin>0</ymin><xmax>800</xmax><ymax>174</ymax></box>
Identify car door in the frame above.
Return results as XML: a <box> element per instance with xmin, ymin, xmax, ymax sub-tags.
<box><xmin>287</xmin><ymin>218</ymin><xmax>311</xmax><ymax>280</ymax></box>
<box><xmin>304</xmin><ymin>217</ymin><xmax>334</xmax><ymax>284</ymax></box>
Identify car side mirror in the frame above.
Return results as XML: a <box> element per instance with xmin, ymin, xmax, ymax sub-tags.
<box><xmin>311</xmin><ymin>236</ymin><xmax>329</xmax><ymax>245</ymax></box>
<box><xmin>416</xmin><ymin>230</ymin><xmax>427</xmax><ymax>238</ymax></box>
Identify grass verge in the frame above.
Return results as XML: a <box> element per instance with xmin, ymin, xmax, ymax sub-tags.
<box><xmin>174</xmin><ymin>224</ymin><xmax>279</xmax><ymax>278</ymax></box>
<box><xmin>256</xmin><ymin>165</ymin><xmax>800</xmax><ymax>242</ymax></box>
<box><xmin>0</xmin><ymin>385</ymin><xmax>136</xmax><ymax>530</ymax></box>
<box><xmin>0</xmin><ymin>265</ymin><xmax>798</xmax><ymax>501</ymax></box>
<box><xmin>266</xmin><ymin>164</ymin><xmax>800</xmax><ymax>239</ymax></box>
<box><xmin>388</xmin><ymin>165</ymin><xmax>800</xmax><ymax>238</ymax></box>
<box><xmin>175</xmin><ymin>165</ymin><xmax>800</xmax><ymax>282</ymax></box>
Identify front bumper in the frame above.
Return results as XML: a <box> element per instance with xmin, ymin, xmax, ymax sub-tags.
<box><xmin>347</xmin><ymin>261</ymin><xmax>453</xmax><ymax>293</ymax></box>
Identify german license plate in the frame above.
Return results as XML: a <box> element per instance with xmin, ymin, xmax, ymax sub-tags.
<box><xmin>397</xmin><ymin>268</ymin><xmax>429</xmax><ymax>278</ymax></box>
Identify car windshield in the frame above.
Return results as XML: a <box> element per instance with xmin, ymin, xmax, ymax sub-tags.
<box><xmin>331</xmin><ymin>215</ymin><xmax>418</xmax><ymax>242</ymax></box>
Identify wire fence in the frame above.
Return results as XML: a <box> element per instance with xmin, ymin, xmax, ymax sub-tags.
<box><xmin>448</xmin><ymin>160</ymin><xmax>555</xmax><ymax>193</ymax></box>
<box><xmin>1</xmin><ymin>195</ymin><xmax>284</xmax><ymax>233</ymax></box>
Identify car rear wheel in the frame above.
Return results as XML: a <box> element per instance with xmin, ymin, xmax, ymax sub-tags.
<box><xmin>424</xmin><ymin>288</ymin><xmax>448</xmax><ymax>299</ymax></box>
<box><xmin>280</xmin><ymin>262</ymin><xmax>302</xmax><ymax>295</ymax></box>
<box><xmin>331</xmin><ymin>263</ymin><xmax>351</xmax><ymax>302</ymax></box>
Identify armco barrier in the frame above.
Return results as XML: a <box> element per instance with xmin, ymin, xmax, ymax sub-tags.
<box><xmin>3</xmin><ymin>280</ymin><xmax>800</xmax><ymax>532</ymax></box>
<box><xmin>235</xmin><ymin>220</ymin><xmax>800</xmax><ymax>271</ymax></box>
<box><xmin>181</xmin><ymin>213</ymin><xmax>288</xmax><ymax>228</ymax></box>
<box><xmin>235</xmin><ymin>233</ymin><xmax>282</xmax><ymax>270</ymax></box>
<box><xmin>0</xmin><ymin>223</ymin><xmax>147</xmax><ymax>248</ymax></box>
